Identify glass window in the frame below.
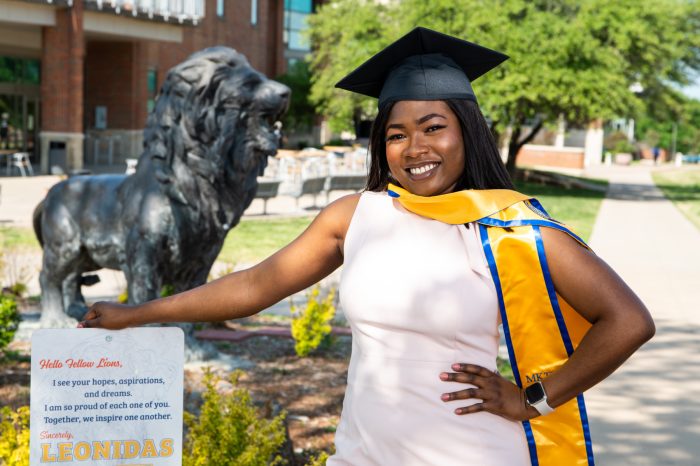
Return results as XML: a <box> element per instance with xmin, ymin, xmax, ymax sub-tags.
<box><xmin>217</xmin><ymin>0</ymin><xmax>224</xmax><ymax>17</ymax></box>
<box><xmin>24</xmin><ymin>59</ymin><xmax>40</xmax><ymax>85</ymax></box>
<box><xmin>289</xmin><ymin>31</ymin><xmax>308</xmax><ymax>51</ymax></box>
<box><xmin>0</xmin><ymin>56</ymin><xmax>41</xmax><ymax>84</ymax></box>
<box><xmin>251</xmin><ymin>0</ymin><xmax>258</xmax><ymax>25</ymax></box>
<box><xmin>287</xmin><ymin>0</ymin><xmax>312</xmax><ymax>13</ymax></box>
<box><xmin>289</xmin><ymin>11</ymin><xmax>307</xmax><ymax>30</ymax></box>
<box><xmin>284</xmin><ymin>0</ymin><xmax>312</xmax><ymax>52</ymax></box>
<box><xmin>147</xmin><ymin>69</ymin><xmax>158</xmax><ymax>114</ymax></box>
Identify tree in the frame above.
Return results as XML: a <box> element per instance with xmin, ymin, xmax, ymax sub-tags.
<box><xmin>308</xmin><ymin>0</ymin><xmax>700</xmax><ymax>173</ymax></box>
<box><xmin>275</xmin><ymin>60</ymin><xmax>316</xmax><ymax>133</ymax></box>
<box><xmin>636</xmin><ymin>98</ymin><xmax>700</xmax><ymax>155</ymax></box>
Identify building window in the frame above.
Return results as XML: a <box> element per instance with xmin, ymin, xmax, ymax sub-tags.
<box><xmin>284</xmin><ymin>0</ymin><xmax>312</xmax><ymax>52</ymax></box>
<box><xmin>147</xmin><ymin>69</ymin><xmax>158</xmax><ymax>114</ymax></box>
<box><xmin>0</xmin><ymin>56</ymin><xmax>41</xmax><ymax>85</ymax></box>
<box><xmin>217</xmin><ymin>0</ymin><xmax>224</xmax><ymax>17</ymax></box>
<box><xmin>251</xmin><ymin>0</ymin><xmax>258</xmax><ymax>25</ymax></box>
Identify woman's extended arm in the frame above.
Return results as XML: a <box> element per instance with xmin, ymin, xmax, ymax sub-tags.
<box><xmin>81</xmin><ymin>194</ymin><xmax>360</xmax><ymax>330</ymax></box>
<box><xmin>441</xmin><ymin>227</ymin><xmax>655</xmax><ymax>420</ymax></box>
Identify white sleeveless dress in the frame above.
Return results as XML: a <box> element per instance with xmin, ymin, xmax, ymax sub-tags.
<box><xmin>328</xmin><ymin>191</ymin><xmax>529</xmax><ymax>466</ymax></box>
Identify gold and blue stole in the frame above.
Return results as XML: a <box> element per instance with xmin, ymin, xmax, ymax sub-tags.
<box><xmin>388</xmin><ymin>184</ymin><xmax>595</xmax><ymax>466</ymax></box>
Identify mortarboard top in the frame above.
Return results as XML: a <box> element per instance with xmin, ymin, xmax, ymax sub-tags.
<box><xmin>335</xmin><ymin>27</ymin><xmax>508</xmax><ymax>107</ymax></box>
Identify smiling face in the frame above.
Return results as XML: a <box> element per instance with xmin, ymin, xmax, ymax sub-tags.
<box><xmin>384</xmin><ymin>100</ymin><xmax>465</xmax><ymax>196</ymax></box>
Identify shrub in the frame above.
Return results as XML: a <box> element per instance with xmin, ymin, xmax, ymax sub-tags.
<box><xmin>0</xmin><ymin>294</ymin><xmax>20</xmax><ymax>353</ymax></box>
<box><xmin>183</xmin><ymin>370</ymin><xmax>287</xmax><ymax>466</ymax></box>
<box><xmin>290</xmin><ymin>285</ymin><xmax>336</xmax><ymax>357</ymax></box>
<box><xmin>306</xmin><ymin>452</ymin><xmax>329</xmax><ymax>466</ymax></box>
<box><xmin>0</xmin><ymin>406</ymin><xmax>30</xmax><ymax>466</ymax></box>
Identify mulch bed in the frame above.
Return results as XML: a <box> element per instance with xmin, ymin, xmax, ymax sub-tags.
<box><xmin>197</xmin><ymin>318</ymin><xmax>351</xmax><ymax>461</ymax></box>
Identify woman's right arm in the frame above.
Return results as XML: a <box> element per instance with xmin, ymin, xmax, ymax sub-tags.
<box><xmin>80</xmin><ymin>194</ymin><xmax>360</xmax><ymax>330</ymax></box>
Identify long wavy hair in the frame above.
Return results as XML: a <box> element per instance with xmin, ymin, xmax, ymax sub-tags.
<box><xmin>365</xmin><ymin>99</ymin><xmax>514</xmax><ymax>192</ymax></box>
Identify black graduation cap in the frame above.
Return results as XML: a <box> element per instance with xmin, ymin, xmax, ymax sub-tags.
<box><xmin>335</xmin><ymin>27</ymin><xmax>508</xmax><ymax>106</ymax></box>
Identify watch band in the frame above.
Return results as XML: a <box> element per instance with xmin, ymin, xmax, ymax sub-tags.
<box><xmin>525</xmin><ymin>381</ymin><xmax>555</xmax><ymax>416</ymax></box>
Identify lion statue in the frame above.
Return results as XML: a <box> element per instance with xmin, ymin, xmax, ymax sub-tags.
<box><xmin>33</xmin><ymin>47</ymin><xmax>290</xmax><ymax>337</ymax></box>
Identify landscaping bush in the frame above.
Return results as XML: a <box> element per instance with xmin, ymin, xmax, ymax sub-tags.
<box><xmin>183</xmin><ymin>370</ymin><xmax>287</xmax><ymax>466</ymax></box>
<box><xmin>290</xmin><ymin>286</ymin><xmax>336</xmax><ymax>357</ymax></box>
<box><xmin>0</xmin><ymin>294</ymin><xmax>20</xmax><ymax>354</ymax></box>
<box><xmin>0</xmin><ymin>406</ymin><xmax>29</xmax><ymax>466</ymax></box>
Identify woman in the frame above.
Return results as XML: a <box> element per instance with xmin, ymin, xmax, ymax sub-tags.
<box><xmin>81</xmin><ymin>28</ymin><xmax>655</xmax><ymax>465</ymax></box>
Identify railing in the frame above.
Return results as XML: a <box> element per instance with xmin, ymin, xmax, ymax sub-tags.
<box><xmin>84</xmin><ymin>0</ymin><xmax>205</xmax><ymax>25</ymax></box>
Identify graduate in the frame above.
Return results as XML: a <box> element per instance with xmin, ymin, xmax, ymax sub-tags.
<box><xmin>82</xmin><ymin>27</ymin><xmax>654</xmax><ymax>465</ymax></box>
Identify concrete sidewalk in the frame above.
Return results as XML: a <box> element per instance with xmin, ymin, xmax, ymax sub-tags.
<box><xmin>585</xmin><ymin>165</ymin><xmax>700</xmax><ymax>465</ymax></box>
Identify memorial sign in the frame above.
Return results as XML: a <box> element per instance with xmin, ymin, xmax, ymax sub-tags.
<box><xmin>30</xmin><ymin>328</ymin><xmax>184</xmax><ymax>465</ymax></box>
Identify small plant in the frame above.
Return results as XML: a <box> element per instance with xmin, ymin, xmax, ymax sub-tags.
<box><xmin>7</xmin><ymin>283</ymin><xmax>27</xmax><ymax>299</ymax></box>
<box><xmin>306</xmin><ymin>451</ymin><xmax>329</xmax><ymax>466</ymax></box>
<box><xmin>290</xmin><ymin>285</ymin><xmax>336</xmax><ymax>357</ymax></box>
<box><xmin>0</xmin><ymin>251</ymin><xmax>33</xmax><ymax>299</ymax></box>
<box><xmin>160</xmin><ymin>284</ymin><xmax>175</xmax><ymax>298</ymax></box>
<box><xmin>0</xmin><ymin>294</ymin><xmax>20</xmax><ymax>354</ymax></box>
<box><xmin>183</xmin><ymin>370</ymin><xmax>287</xmax><ymax>466</ymax></box>
<box><xmin>0</xmin><ymin>406</ymin><xmax>30</xmax><ymax>466</ymax></box>
<box><xmin>117</xmin><ymin>287</ymin><xmax>129</xmax><ymax>304</ymax></box>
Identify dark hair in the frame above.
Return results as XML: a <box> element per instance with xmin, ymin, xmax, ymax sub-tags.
<box><xmin>365</xmin><ymin>99</ymin><xmax>514</xmax><ymax>192</ymax></box>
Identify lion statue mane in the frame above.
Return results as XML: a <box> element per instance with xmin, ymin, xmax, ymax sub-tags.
<box><xmin>34</xmin><ymin>47</ymin><xmax>290</xmax><ymax>337</ymax></box>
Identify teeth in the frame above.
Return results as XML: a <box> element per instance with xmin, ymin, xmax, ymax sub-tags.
<box><xmin>409</xmin><ymin>163</ymin><xmax>437</xmax><ymax>175</ymax></box>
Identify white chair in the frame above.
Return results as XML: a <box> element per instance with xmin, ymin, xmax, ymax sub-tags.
<box><xmin>7</xmin><ymin>152</ymin><xmax>34</xmax><ymax>177</ymax></box>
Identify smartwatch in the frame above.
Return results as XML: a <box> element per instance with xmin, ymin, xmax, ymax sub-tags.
<box><xmin>524</xmin><ymin>381</ymin><xmax>554</xmax><ymax>416</ymax></box>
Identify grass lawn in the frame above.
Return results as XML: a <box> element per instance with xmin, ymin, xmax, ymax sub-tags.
<box><xmin>652</xmin><ymin>168</ymin><xmax>700</xmax><ymax>230</ymax></box>
<box><xmin>217</xmin><ymin>216</ymin><xmax>315</xmax><ymax>265</ymax></box>
<box><xmin>514</xmin><ymin>180</ymin><xmax>608</xmax><ymax>242</ymax></box>
<box><xmin>0</xmin><ymin>226</ymin><xmax>40</xmax><ymax>251</ymax></box>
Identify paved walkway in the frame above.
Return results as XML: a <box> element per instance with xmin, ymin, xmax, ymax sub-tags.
<box><xmin>585</xmin><ymin>164</ymin><xmax>700</xmax><ymax>465</ymax></box>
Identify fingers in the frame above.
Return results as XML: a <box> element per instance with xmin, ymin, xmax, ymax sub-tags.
<box><xmin>439</xmin><ymin>363</ymin><xmax>495</xmax><ymax>384</ymax></box>
<box><xmin>440</xmin><ymin>362</ymin><xmax>528</xmax><ymax>420</ymax></box>
<box><xmin>451</xmin><ymin>363</ymin><xmax>495</xmax><ymax>377</ymax></box>
<box><xmin>440</xmin><ymin>387</ymin><xmax>491</xmax><ymax>402</ymax></box>
<box><xmin>454</xmin><ymin>402</ymin><xmax>493</xmax><ymax>415</ymax></box>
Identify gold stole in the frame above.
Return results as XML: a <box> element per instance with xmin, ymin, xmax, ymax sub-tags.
<box><xmin>388</xmin><ymin>184</ymin><xmax>595</xmax><ymax>466</ymax></box>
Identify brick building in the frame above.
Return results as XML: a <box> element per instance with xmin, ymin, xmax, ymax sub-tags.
<box><xmin>0</xmin><ymin>0</ymin><xmax>314</xmax><ymax>174</ymax></box>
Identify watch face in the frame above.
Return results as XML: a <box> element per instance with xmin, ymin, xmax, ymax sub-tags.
<box><xmin>526</xmin><ymin>382</ymin><xmax>546</xmax><ymax>404</ymax></box>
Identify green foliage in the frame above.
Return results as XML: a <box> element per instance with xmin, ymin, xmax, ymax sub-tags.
<box><xmin>0</xmin><ymin>294</ymin><xmax>20</xmax><ymax>353</ymax></box>
<box><xmin>160</xmin><ymin>284</ymin><xmax>175</xmax><ymax>298</ymax></box>
<box><xmin>307</xmin><ymin>0</ymin><xmax>397</xmax><ymax>132</ymax></box>
<box><xmin>276</xmin><ymin>61</ymin><xmax>316</xmax><ymax>132</ymax></box>
<box><xmin>0</xmin><ymin>406</ymin><xmax>30</xmax><ymax>466</ymax></box>
<box><xmin>306</xmin><ymin>451</ymin><xmax>330</xmax><ymax>466</ymax></box>
<box><xmin>290</xmin><ymin>285</ymin><xmax>336</xmax><ymax>357</ymax></box>
<box><xmin>496</xmin><ymin>356</ymin><xmax>515</xmax><ymax>383</ymax></box>
<box><xmin>5</xmin><ymin>283</ymin><xmax>27</xmax><ymax>299</ymax></box>
<box><xmin>308</xmin><ymin>0</ymin><xmax>700</xmax><ymax>168</ymax></box>
<box><xmin>604</xmin><ymin>131</ymin><xmax>631</xmax><ymax>152</ymax></box>
<box><xmin>636</xmin><ymin>98</ymin><xmax>700</xmax><ymax>155</ymax></box>
<box><xmin>183</xmin><ymin>370</ymin><xmax>287</xmax><ymax>466</ymax></box>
